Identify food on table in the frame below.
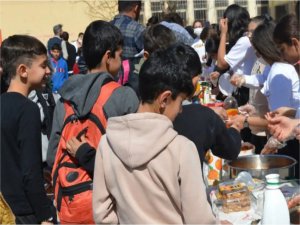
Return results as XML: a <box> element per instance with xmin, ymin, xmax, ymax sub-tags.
<box><xmin>218</xmin><ymin>182</ymin><xmax>251</xmax><ymax>213</ymax></box>
<box><xmin>241</xmin><ymin>143</ymin><xmax>254</xmax><ymax>151</ymax></box>
<box><xmin>226</xmin><ymin>108</ymin><xmax>239</xmax><ymax>117</ymax></box>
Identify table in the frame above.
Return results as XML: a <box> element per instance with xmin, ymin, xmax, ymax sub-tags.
<box><xmin>207</xmin><ymin>179</ymin><xmax>299</xmax><ymax>224</ymax></box>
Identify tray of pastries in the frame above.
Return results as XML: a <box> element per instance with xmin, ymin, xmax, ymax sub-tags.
<box><xmin>217</xmin><ymin>182</ymin><xmax>251</xmax><ymax>213</ymax></box>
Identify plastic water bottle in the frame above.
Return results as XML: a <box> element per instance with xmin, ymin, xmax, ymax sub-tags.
<box><xmin>261</xmin><ymin>174</ymin><xmax>290</xmax><ymax>225</ymax></box>
<box><xmin>223</xmin><ymin>95</ymin><xmax>238</xmax><ymax>110</ymax></box>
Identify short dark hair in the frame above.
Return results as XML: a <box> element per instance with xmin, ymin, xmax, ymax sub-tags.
<box><xmin>163</xmin><ymin>13</ymin><xmax>184</xmax><ymax>26</ymax></box>
<box><xmin>51</xmin><ymin>43</ymin><xmax>62</xmax><ymax>51</ymax></box>
<box><xmin>185</xmin><ymin>26</ymin><xmax>197</xmax><ymax>39</ymax></box>
<box><xmin>250</xmin><ymin>14</ymin><xmax>273</xmax><ymax>25</ymax></box>
<box><xmin>205</xmin><ymin>36</ymin><xmax>220</xmax><ymax>55</ymax></box>
<box><xmin>82</xmin><ymin>20</ymin><xmax>123</xmax><ymax>70</ymax></box>
<box><xmin>143</xmin><ymin>24</ymin><xmax>176</xmax><ymax>55</ymax></box>
<box><xmin>252</xmin><ymin>21</ymin><xmax>282</xmax><ymax>63</ymax></box>
<box><xmin>139</xmin><ymin>43</ymin><xmax>201</xmax><ymax>103</ymax></box>
<box><xmin>118</xmin><ymin>0</ymin><xmax>141</xmax><ymax>12</ymax></box>
<box><xmin>223</xmin><ymin>4</ymin><xmax>250</xmax><ymax>49</ymax></box>
<box><xmin>200</xmin><ymin>27</ymin><xmax>210</xmax><ymax>41</ymax></box>
<box><xmin>61</xmin><ymin>31</ymin><xmax>69</xmax><ymax>41</ymax></box>
<box><xmin>146</xmin><ymin>15</ymin><xmax>159</xmax><ymax>27</ymax></box>
<box><xmin>1</xmin><ymin>35</ymin><xmax>47</xmax><ymax>83</ymax></box>
<box><xmin>273</xmin><ymin>14</ymin><xmax>300</xmax><ymax>45</ymax></box>
<box><xmin>53</xmin><ymin>24</ymin><xmax>63</xmax><ymax>35</ymax></box>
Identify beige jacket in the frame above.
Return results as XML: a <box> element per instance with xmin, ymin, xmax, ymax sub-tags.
<box><xmin>93</xmin><ymin>113</ymin><xmax>216</xmax><ymax>224</ymax></box>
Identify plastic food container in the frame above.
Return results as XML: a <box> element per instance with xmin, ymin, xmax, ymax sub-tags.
<box><xmin>218</xmin><ymin>181</ymin><xmax>251</xmax><ymax>213</ymax></box>
<box><xmin>222</xmin><ymin>195</ymin><xmax>251</xmax><ymax>213</ymax></box>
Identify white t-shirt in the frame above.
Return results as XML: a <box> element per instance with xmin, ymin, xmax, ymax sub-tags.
<box><xmin>224</xmin><ymin>36</ymin><xmax>257</xmax><ymax>75</ymax></box>
<box><xmin>260</xmin><ymin>62</ymin><xmax>300</xmax><ymax>111</ymax></box>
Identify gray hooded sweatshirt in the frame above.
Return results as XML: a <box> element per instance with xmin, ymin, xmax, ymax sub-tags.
<box><xmin>47</xmin><ymin>72</ymin><xmax>139</xmax><ymax>166</ymax></box>
<box><xmin>93</xmin><ymin>112</ymin><xmax>216</xmax><ymax>224</ymax></box>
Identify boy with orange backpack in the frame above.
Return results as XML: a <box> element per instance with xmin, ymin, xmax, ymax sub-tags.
<box><xmin>47</xmin><ymin>20</ymin><xmax>139</xmax><ymax>224</ymax></box>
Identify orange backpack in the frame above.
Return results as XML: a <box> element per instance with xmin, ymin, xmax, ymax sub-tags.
<box><xmin>52</xmin><ymin>79</ymin><xmax>120</xmax><ymax>224</ymax></box>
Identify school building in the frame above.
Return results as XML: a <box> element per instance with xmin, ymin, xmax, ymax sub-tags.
<box><xmin>0</xmin><ymin>0</ymin><xmax>297</xmax><ymax>45</ymax></box>
<box><xmin>141</xmin><ymin>0</ymin><xmax>297</xmax><ymax>25</ymax></box>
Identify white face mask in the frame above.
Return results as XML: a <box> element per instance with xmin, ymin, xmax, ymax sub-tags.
<box><xmin>194</xmin><ymin>27</ymin><xmax>203</xmax><ymax>37</ymax></box>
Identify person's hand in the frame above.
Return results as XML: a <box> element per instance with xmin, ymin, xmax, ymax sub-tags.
<box><xmin>265</xmin><ymin>113</ymin><xmax>297</xmax><ymax>141</ymax></box>
<box><xmin>226</xmin><ymin>114</ymin><xmax>245</xmax><ymax>132</ymax></box>
<box><xmin>238</xmin><ymin>104</ymin><xmax>256</xmax><ymax>116</ymax></box>
<box><xmin>288</xmin><ymin>194</ymin><xmax>300</xmax><ymax>209</ymax></box>
<box><xmin>219</xmin><ymin>18</ymin><xmax>228</xmax><ymax>35</ymax></box>
<box><xmin>41</xmin><ymin>221</ymin><xmax>54</xmax><ymax>225</ymax></box>
<box><xmin>272</xmin><ymin>107</ymin><xmax>296</xmax><ymax>118</ymax></box>
<box><xmin>66</xmin><ymin>134</ymin><xmax>87</xmax><ymax>157</ymax></box>
<box><xmin>294</xmin><ymin>124</ymin><xmax>300</xmax><ymax>140</ymax></box>
<box><xmin>261</xmin><ymin>145</ymin><xmax>278</xmax><ymax>154</ymax></box>
<box><xmin>211</xmin><ymin>107</ymin><xmax>228</xmax><ymax>120</ymax></box>
<box><xmin>230</xmin><ymin>74</ymin><xmax>245</xmax><ymax>87</ymax></box>
<box><xmin>210</xmin><ymin>71</ymin><xmax>220</xmax><ymax>80</ymax></box>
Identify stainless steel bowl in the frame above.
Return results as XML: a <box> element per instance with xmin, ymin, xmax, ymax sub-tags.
<box><xmin>228</xmin><ymin>155</ymin><xmax>297</xmax><ymax>179</ymax></box>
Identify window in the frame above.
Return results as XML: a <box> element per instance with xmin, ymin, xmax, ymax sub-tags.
<box><xmin>257</xmin><ymin>6</ymin><xmax>269</xmax><ymax>15</ymax></box>
<box><xmin>194</xmin><ymin>10</ymin><xmax>206</xmax><ymax>21</ymax></box>
<box><xmin>215</xmin><ymin>0</ymin><xmax>228</xmax><ymax>8</ymax></box>
<box><xmin>151</xmin><ymin>1</ymin><xmax>161</xmax><ymax>12</ymax></box>
<box><xmin>152</xmin><ymin>11</ymin><xmax>164</xmax><ymax>21</ymax></box>
<box><xmin>217</xmin><ymin>9</ymin><xmax>226</xmax><ymax>21</ymax></box>
<box><xmin>235</xmin><ymin>0</ymin><xmax>247</xmax><ymax>7</ymax></box>
<box><xmin>176</xmin><ymin>0</ymin><xmax>187</xmax><ymax>10</ymax></box>
<box><xmin>194</xmin><ymin>0</ymin><xmax>207</xmax><ymax>9</ymax></box>
<box><xmin>193</xmin><ymin>0</ymin><xmax>207</xmax><ymax>22</ymax></box>
<box><xmin>177</xmin><ymin>11</ymin><xmax>186</xmax><ymax>22</ymax></box>
<box><xmin>256</xmin><ymin>0</ymin><xmax>269</xmax><ymax>16</ymax></box>
<box><xmin>138</xmin><ymin>1</ymin><xmax>144</xmax><ymax>24</ymax></box>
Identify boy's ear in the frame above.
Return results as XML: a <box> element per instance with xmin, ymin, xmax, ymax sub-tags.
<box><xmin>291</xmin><ymin>38</ymin><xmax>299</xmax><ymax>52</ymax></box>
<box><xmin>104</xmin><ymin>50</ymin><xmax>111</xmax><ymax>64</ymax></box>
<box><xmin>17</xmin><ymin>64</ymin><xmax>29</xmax><ymax>78</ymax></box>
<box><xmin>143</xmin><ymin>51</ymin><xmax>149</xmax><ymax>60</ymax></box>
<box><xmin>158</xmin><ymin>90</ymin><xmax>172</xmax><ymax>109</ymax></box>
<box><xmin>134</xmin><ymin>5</ymin><xmax>139</xmax><ymax>14</ymax></box>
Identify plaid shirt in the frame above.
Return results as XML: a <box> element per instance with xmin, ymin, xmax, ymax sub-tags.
<box><xmin>111</xmin><ymin>14</ymin><xmax>145</xmax><ymax>59</ymax></box>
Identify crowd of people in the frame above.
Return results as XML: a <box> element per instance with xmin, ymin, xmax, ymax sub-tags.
<box><xmin>0</xmin><ymin>0</ymin><xmax>299</xmax><ymax>224</ymax></box>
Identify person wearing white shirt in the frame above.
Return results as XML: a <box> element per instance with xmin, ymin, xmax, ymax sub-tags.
<box><xmin>231</xmin><ymin>22</ymin><xmax>300</xmax><ymax>112</ymax></box>
<box><xmin>228</xmin><ymin>21</ymin><xmax>300</xmax><ymax>179</ymax></box>
<box><xmin>216</xmin><ymin>4</ymin><xmax>256</xmax><ymax>106</ymax></box>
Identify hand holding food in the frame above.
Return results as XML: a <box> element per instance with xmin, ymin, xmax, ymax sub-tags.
<box><xmin>230</xmin><ymin>74</ymin><xmax>245</xmax><ymax>87</ymax></box>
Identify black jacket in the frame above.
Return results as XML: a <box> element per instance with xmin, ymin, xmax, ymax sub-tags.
<box><xmin>173</xmin><ymin>104</ymin><xmax>241</xmax><ymax>164</ymax></box>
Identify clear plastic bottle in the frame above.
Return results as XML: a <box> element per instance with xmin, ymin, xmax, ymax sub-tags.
<box><xmin>223</xmin><ymin>95</ymin><xmax>238</xmax><ymax>109</ymax></box>
<box><xmin>223</xmin><ymin>95</ymin><xmax>238</xmax><ymax>117</ymax></box>
<box><xmin>261</xmin><ymin>174</ymin><xmax>290</xmax><ymax>225</ymax></box>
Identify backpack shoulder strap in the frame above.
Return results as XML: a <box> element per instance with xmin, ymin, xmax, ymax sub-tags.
<box><xmin>91</xmin><ymin>80</ymin><xmax>121</xmax><ymax>127</ymax></box>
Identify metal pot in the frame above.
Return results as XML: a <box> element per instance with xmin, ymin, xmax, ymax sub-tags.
<box><xmin>228</xmin><ymin>155</ymin><xmax>297</xmax><ymax>179</ymax></box>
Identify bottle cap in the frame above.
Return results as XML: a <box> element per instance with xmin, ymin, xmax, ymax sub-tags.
<box><xmin>265</xmin><ymin>174</ymin><xmax>280</xmax><ymax>186</ymax></box>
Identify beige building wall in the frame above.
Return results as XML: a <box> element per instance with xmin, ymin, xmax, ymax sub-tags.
<box><xmin>0</xmin><ymin>0</ymin><xmax>118</xmax><ymax>45</ymax></box>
